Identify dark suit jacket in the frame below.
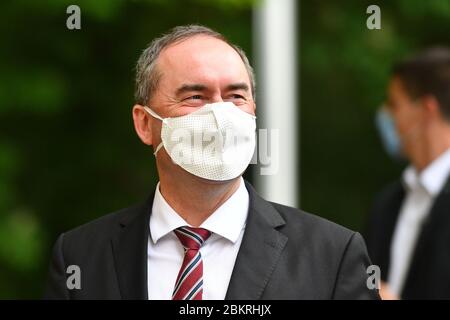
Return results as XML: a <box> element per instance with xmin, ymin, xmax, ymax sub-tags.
<box><xmin>44</xmin><ymin>181</ymin><xmax>379</xmax><ymax>299</ymax></box>
<box><xmin>366</xmin><ymin>177</ymin><xmax>450</xmax><ymax>299</ymax></box>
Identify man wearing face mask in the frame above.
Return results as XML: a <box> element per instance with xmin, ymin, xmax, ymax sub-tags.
<box><xmin>368</xmin><ymin>47</ymin><xmax>450</xmax><ymax>299</ymax></box>
<box><xmin>44</xmin><ymin>25</ymin><xmax>378</xmax><ymax>300</ymax></box>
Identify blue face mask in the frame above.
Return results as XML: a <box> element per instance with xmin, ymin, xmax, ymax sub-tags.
<box><xmin>375</xmin><ymin>108</ymin><xmax>404</xmax><ymax>160</ymax></box>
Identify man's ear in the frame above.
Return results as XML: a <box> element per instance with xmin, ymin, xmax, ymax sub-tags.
<box><xmin>422</xmin><ymin>95</ymin><xmax>441</xmax><ymax>122</ymax></box>
<box><xmin>132</xmin><ymin>104</ymin><xmax>153</xmax><ymax>146</ymax></box>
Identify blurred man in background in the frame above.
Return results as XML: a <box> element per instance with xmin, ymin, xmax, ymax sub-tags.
<box><xmin>368</xmin><ymin>47</ymin><xmax>450</xmax><ymax>299</ymax></box>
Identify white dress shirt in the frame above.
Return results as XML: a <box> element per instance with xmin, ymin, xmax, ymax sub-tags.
<box><xmin>147</xmin><ymin>177</ymin><xmax>248</xmax><ymax>300</ymax></box>
<box><xmin>388</xmin><ymin>148</ymin><xmax>450</xmax><ymax>296</ymax></box>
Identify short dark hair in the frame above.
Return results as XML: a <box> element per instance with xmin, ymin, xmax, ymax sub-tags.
<box><xmin>392</xmin><ymin>47</ymin><xmax>450</xmax><ymax>120</ymax></box>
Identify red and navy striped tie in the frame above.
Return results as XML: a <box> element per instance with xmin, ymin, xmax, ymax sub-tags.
<box><xmin>172</xmin><ymin>226</ymin><xmax>211</xmax><ymax>300</ymax></box>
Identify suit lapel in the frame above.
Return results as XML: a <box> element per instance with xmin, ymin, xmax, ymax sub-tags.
<box><xmin>225</xmin><ymin>181</ymin><xmax>287</xmax><ymax>300</ymax></box>
<box><xmin>111</xmin><ymin>195</ymin><xmax>153</xmax><ymax>300</ymax></box>
<box><xmin>109</xmin><ymin>181</ymin><xmax>286</xmax><ymax>300</ymax></box>
<box><xmin>379</xmin><ymin>183</ymin><xmax>405</xmax><ymax>280</ymax></box>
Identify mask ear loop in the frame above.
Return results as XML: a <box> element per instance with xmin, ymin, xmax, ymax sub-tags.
<box><xmin>144</xmin><ymin>106</ymin><xmax>164</xmax><ymax>121</ymax></box>
<box><xmin>152</xmin><ymin>143</ymin><xmax>164</xmax><ymax>156</ymax></box>
<box><xmin>144</xmin><ymin>106</ymin><xmax>166</xmax><ymax>156</ymax></box>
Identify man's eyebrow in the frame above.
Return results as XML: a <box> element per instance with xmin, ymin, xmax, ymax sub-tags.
<box><xmin>226</xmin><ymin>82</ymin><xmax>250</xmax><ymax>92</ymax></box>
<box><xmin>175</xmin><ymin>84</ymin><xmax>208</xmax><ymax>96</ymax></box>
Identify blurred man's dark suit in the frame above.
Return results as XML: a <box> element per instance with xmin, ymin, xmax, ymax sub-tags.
<box><xmin>44</xmin><ymin>181</ymin><xmax>379</xmax><ymax>300</ymax></box>
<box><xmin>366</xmin><ymin>177</ymin><xmax>450</xmax><ymax>299</ymax></box>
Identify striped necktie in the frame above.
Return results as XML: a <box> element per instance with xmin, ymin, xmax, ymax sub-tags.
<box><xmin>172</xmin><ymin>226</ymin><xmax>211</xmax><ymax>300</ymax></box>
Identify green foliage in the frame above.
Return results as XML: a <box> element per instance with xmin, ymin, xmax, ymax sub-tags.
<box><xmin>0</xmin><ymin>210</ymin><xmax>45</xmax><ymax>272</ymax></box>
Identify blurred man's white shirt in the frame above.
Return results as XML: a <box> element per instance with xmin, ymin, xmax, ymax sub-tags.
<box><xmin>388</xmin><ymin>147</ymin><xmax>450</xmax><ymax>296</ymax></box>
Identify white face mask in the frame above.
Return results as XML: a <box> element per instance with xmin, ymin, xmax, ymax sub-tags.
<box><xmin>144</xmin><ymin>102</ymin><xmax>257</xmax><ymax>181</ymax></box>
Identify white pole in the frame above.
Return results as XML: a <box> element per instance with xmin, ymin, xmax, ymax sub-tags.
<box><xmin>253</xmin><ymin>0</ymin><xmax>298</xmax><ymax>207</ymax></box>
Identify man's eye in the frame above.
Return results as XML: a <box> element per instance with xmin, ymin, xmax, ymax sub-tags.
<box><xmin>230</xmin><ymin>94</ymin><xmax>246</xmax><ymax>100</ymax></box>
<box><xmin>188</xmin><ymin>95</ymin><xmax>202</xmax><ymax>100</ymax></box>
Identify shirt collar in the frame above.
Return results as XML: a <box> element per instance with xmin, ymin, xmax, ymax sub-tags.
<box><xmin>402</xmin><ymin>147</ymin><xmax>450</xmax><ymax>196</ymax></box>
<box><xmin>149</xmin><ymin>177</ymin><xmax>249</xmax><ymax>244</ymax></box>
